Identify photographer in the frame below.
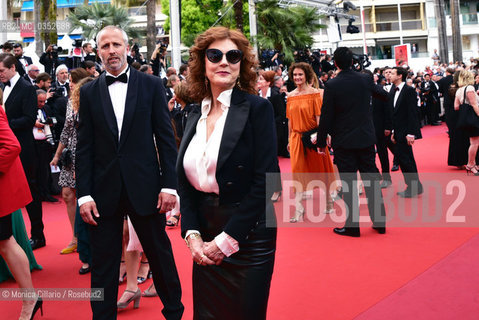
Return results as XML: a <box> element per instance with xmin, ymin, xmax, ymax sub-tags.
<box><xmin>39</xmin><ymin>68</ymin><xmax>68</xmax><ymax>142</ymax></box>
<box><xmin>33</xmin><ymin>89</ymin><xmax>58</xmax><ymax>202</ymax></box>
<box><xmin>127</xmin><ymin>43</ymin><xmax>146</xmax><ymax>65</ymax></box>
<box><xmin>321</xmin><ymin>54</ymin><xmax>334</xmax><ymax>73</ymax></box>
<box><xmin>150</xmin><ymin>43</ymin><xmax>167</xmax><ymax>76</ymax></box>
<box><xmin>39</xmin><ymin>45</ymin><xmax>61</xmax><ymax>79</ymax></box>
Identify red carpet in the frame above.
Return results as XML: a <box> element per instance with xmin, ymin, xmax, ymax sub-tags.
<box><xmin>1</xmin><ymin>123</ymin><xmax>479</xmax><ymax>319</ymax></box>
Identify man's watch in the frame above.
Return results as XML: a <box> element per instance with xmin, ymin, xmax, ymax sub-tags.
<box><xmin>185</xmin><ymin>232</ymin><xmax>201</xmax><ymax>246</ymax></box>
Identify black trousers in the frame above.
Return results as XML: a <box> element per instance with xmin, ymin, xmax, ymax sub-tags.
<box><xmin>395</xmin><ymin>140</ymin><xmax>422</xmax><ymax>189</ymax></box>
<box><xmin>19</xmin><ymin>148</ymin><xmax>44</xmax><ymax>241</ymax></box>
<box><xmin>34</xmin><ymin>139</ymin><xmax>54</xmax><ymax>198</ymax></box>
<box><xmin>375</xmin><ymin>131</ymin><xmax>392</xmax><ymax>182</ymax></box>
<box><xmin>334</xmin><ymin>146</ymin><xmax>386</xmax><ymax>228</ymax></box>
<box><xmin>89</xmin><ymin>186</ymin><xmax>183</xmax><ymax>320</ymax></box>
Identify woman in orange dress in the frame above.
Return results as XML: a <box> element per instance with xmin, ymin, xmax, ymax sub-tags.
<box><xmin>287</xmin><ymin>62</ymin><xmax>335</xmax><ymax>222</ymax></box>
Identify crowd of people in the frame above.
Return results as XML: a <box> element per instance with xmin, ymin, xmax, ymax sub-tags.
<box><xmin>1</xmin><ymin>25</ymin><xmax>479</xmax><ymax>320</ymax></box>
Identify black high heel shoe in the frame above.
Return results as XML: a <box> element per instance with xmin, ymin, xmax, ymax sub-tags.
<box><xmin>271</xmin><ymin>191</ymin><xmax>282</xmax><ymax>202</ymax></box>
<box><xmin>30</xmin><ymin>296</ymin><xmax>43</xmax><ymax>320</ymax></box>
<box><xmin>465</xmin><ymin>165</ymin><xmax>479</xmax><ymax>176</ymax></box>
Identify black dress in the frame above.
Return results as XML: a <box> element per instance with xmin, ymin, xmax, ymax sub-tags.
<box><xmin>440</xmin><ymin>77</ymin><xmax>470</xmax><ymax>166</ymax></box>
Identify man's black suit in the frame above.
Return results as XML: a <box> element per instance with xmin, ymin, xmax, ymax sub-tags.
<box><xmin>318</xmin><ymin>70</ymin><xmax>387</xmax><ymax>229</ymax></box>
<box><xmin>3</xmin><ymin>76</ymin><xmax>45</xmax><ymax>241</ymax></box>
<box><xmin>372</xmin><ymin>85</ymin><xmax>393</xmax><ymax>182</ymax></box>
<box><xmin>389</xmin><ymin>84</ymin><xmax>422</xmax><ymax>191</ymax></box>
<box><xmin>76</xmin><ymin>68</ymin><xmax>183</xmax><ymax>320</ymax></box>
<box><xmin>23</xmin><ymin>73</ymin><xmax>35</xmax><ymax>86</ymax></box>
<box><xmin>421</xmin><ymin>80</ymin><xmax>440</xmax><ymax>124</ymax></box>
<box><xmin>15</xmin><ymin>55</ymin><xmax>33</xmax><ymax>77</ymax></box>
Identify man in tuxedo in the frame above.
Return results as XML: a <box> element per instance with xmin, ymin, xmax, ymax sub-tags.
<box><xmin>421</xmin><ymin>73</ymin><xmax>441</xmax><ymax>126</ymax></box>
<box><xmin>13</xmin><ymin>43</ymin><xmax>33</xmax><ymax>77</ymax></box>
<box><xmin>23</xmin><ymin>64</ymin><xmax>40</xmax><ymax>86</ymax></box>
<box><xmin>0</xmin><ymin>53</ymin><xmax>46</xmax><ymax>249</ymax></box>
<box><xmin>76</xmin><ymin>26</ymin><xmax>183</xmax><ymax>320</ymax></box>
<box><xmin>389</xmin><ymin>67</ymin><xmax>423</xmax><ymax>198</ymax></box>
<box><xmin>317</xmin><ymin>47</ymin><xmax>388</xmax><ymax>237</ymax></box>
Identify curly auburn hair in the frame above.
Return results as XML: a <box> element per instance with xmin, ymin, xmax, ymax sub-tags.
<box><xmin>288</xmin><ymin>62</ymin><xmax>316</xmax><ymax>86</ymax></box>
<box><xmin>187</xmin><ymin>27</ymin><xmax>258</xmax><ymax>102</ymax></box>
<box><xmin>72</xmin><ymin>77</ymin><xmax>94</xmax><ymax>112</ymax></box>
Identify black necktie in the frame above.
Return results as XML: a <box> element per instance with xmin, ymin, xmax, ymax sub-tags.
<box><xmin>106</xmin><ymin>73</ymin><xmax>128</xmax><ymax>86</ymax></box>
<box><xmin>395</xmin><ymin>87</ymin><xmax>400</xmax><ymax>92</ymax></box>
<box><xmin>3</xmin><ymin>80</ymin><xmax>10</xmax><ymax>87</ymax></box>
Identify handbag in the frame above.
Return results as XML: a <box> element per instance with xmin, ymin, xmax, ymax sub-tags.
<box><xmin>301</xmin><ymin>128</ymin><xmax>318</xmax><ymax>150</ymax></box>
<box><xmin>59</xmin><ymin>148</ymin><xmax>72</xmax><ymax>167</ymax></box>
<box><xmin>456</xmin><ymin>86</ymin><xmax>479</xmax><ymax>131</ymax></box>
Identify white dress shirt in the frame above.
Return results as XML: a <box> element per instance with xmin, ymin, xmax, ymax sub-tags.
<box><xmin>259</xmin><ymin>87</ymin><xmax>271</xmax><ymax>98</ymax></box>
<box><xmin>2</xmin><ymin>73</ymin><xmax>21</xmax><ymax>104</ymax></box>
<box><xmin>393</xmin><ymin>82</ymin><xmax>405</xmax><ymax>108</ymax></box>
<box><xmin>106</xmin><ymin>67</ymin><xmax>130</xmax><ymax>140</ymax></box>
<box><xmin>183</xmin><ymin>89</ymin><xmax>239</xmax><ymax>257</ymax></box>
<box><xmin>78</xmin><ymin>67</ymin><xmax>176</xmax><ymax>207</ymax></box>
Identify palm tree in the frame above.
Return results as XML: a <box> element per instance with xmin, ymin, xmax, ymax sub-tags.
<box><xmin>67</xmin><ymin>3</ymin><xmax>140</xmax><ymax>41</ymax></box>
<box><xmin>255</xmin><ymin>0</ymin><xmax>323</xmax><ymax>63</ymax></box>
<box><xmin>146</xmin><ymin>0</ymin><xmax>156</xmax><ymax>62</ymax></box>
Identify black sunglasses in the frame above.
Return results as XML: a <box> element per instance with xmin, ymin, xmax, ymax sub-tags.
<box><xmin>206</xmin><ymin>49</ymin><xmax>243</xmax><ymax>64</ymax></box>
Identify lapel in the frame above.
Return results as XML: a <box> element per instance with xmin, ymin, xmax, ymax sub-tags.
<box><xmin>177</xmin><ymin>108</ymin><xmax>201</xmax><ymax>165</ymax></box>
<box><xmin>4</xmin><ymin>77</ymin><xmax>23</xmax><ymax>106</ymax></box>
<box><xmin>392</xmin><ymin>84</ymin><xmax>405</xmax><ymax>114</ymax></box>
<box><xmin>216</xmin><ymin>88</ymin><xmax>250</xmax><ymax>173</ymax></box>
<box><xmin>119</xmin><ymin>68</ymin><xmax>138</xmax><ymax>149</ymax></box>
<box><xmin>98</xmin><ymin>72</ymin><xmax>119</xmax><ymax>144</ymax></box>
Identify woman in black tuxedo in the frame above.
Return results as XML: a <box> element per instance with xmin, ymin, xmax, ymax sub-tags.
<box><xmin>177</xmin><ymin>26</ymin><xmax>278</xmax><ymax>319</ymax></box>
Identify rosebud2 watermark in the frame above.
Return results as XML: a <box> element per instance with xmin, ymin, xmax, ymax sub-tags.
<box><xmin>266</xmin><ymin>172</ymin><xmax>478</xmax><ymax>228</ymax></box>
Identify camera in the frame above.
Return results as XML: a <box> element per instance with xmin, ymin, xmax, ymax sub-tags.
<box><xmin>73</xmin><ymin>39</ymin><xmax>82</xmax><ymax>48</ymax></box>
<box><xmin>51</xmin><ymin>45</ymin><xmax>63</xmax><ymax>52</ymax></box>
<box><xmin>37</xmin><ymin>109</ymin><xmax>57</xmax><ymax>146</ymax></box>
<box><xmin>351</xmin><ymin>54</ymin><xmax>371</xmax><ymax>71</ymax></box>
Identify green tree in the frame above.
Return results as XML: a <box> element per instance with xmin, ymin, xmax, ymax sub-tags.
<box><xmin>219</xmin><ymin>0</ymin><xmax>250</xmax><ymax>36</ymax></box>
<box><xmin>256</xmin><ymin>0</ymin><xmax>323</xmax><ymax>64</ymax></box>
<box><xmin>67</xmin><ymin>3</ymin><xmax>140</xmax><ymax>41</ymax></box>
<box><xmin>161</xmin><ymin>0</ymin><xmax>223</xmax><ymax>47</ymax></box>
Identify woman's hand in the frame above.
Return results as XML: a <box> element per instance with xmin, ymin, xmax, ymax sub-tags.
<box><xmin>168</xmin><ymin>96</ymin><xmax>176</xmax><ymax>112</ymax></box>
<box><xmin>50</xmin><ymin>155</ymin><xmax>59</xmax><ymax>168</ymax></box>
<box><xmin>188</xmin><ymin>237</ymin><xmax>215</xmax><ymax>266</ymax></box>
<box><xmin>203</xmin><ymin>241</ymin><xmax>226</xmax><ymax>265</ymax></box>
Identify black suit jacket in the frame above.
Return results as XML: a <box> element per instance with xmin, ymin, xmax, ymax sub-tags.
<box><xmin>389</xmin><ymin>84</ymin><xmax>422</xmax><ymax>142</ymax></box>
<box><xmin>372</xmin><ymin>85</ymin><xmax>392</xmax><ymax>134</ymax></box>
<box><xmin>22</xmin><ymin>74</ymin><xmax>35</xmax><ymax>86</ymax></box>
<box><xmin>3</xmin><ymin>76</ymin><xmax>37</xmax><ymax>173</ymax></box>
<box><xmin>177</xmin><ymin>88</ymin><xmax>278</xmax><ymax>243</ymax></box>
<box><xmin>15</xmin><ymin>56</ymin><xmax>33</xmax><ymax>77</ymax></box>
<box><xmin>76</xmin><ymin>68</ymin><xmax>178</xmax><ymax>217</ymax></box>
<box><xmin>317</xmin><ymin>70</ymin><xmax>388</xmax><ymax>149</ymax></box>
